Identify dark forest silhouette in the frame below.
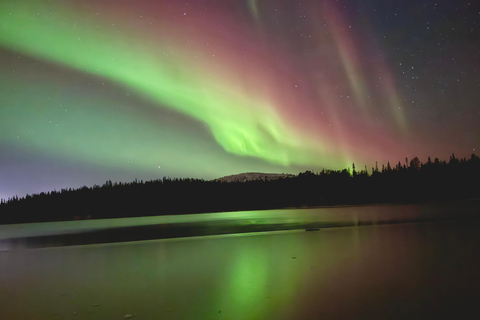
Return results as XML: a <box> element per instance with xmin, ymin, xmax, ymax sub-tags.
<box><xmin>1</xmin><ymin>153</ymin><xmax>479</xmax><ymax>224</ymax></box>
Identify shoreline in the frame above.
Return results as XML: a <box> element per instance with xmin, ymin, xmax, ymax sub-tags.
<box><xmin>2</xmin><ymin>199</ymin><xmax>479</xmax><ymax>249</ymax></box>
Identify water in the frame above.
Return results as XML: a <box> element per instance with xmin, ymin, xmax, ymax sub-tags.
<box><xmin>0</xmin><ymin>201</ymin><xmax>479</xmax><ymax>319</ymax></box>
<box><xmin>1</xmin><ymin>200</ymin><xmax>479</xmax><ymax>249</ymax></box>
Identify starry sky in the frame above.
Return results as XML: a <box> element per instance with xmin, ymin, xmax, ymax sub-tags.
<box><xmin>1</xmin><ymin>0</ymin><xmax>479</xmax><ymax>200</ymax></box>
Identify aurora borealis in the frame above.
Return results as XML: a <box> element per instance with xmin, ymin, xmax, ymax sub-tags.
<box><xmin>1</xmin><ymin>0</ymin><xmax>479</xmax><ymax>199</ymax></box>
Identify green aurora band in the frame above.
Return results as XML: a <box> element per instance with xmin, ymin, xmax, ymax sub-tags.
<box><xmin>0</xmin><ymin>1</ymin><xmax>355</xmax><ymax>171</ymax></box>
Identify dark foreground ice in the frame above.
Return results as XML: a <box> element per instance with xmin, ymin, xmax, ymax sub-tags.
<box><xmin>0</xmin><ymin>200</ymin><xmax>479</xmax><ymax>319</ymax></box>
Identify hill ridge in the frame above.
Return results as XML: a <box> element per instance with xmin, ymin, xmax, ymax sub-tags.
<box><xmin>214</xmin><ymin>172</ymin><xmax>295</xmax><ymax>183</ymax></box>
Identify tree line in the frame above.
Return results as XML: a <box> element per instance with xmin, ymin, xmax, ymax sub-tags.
<box><xmin>1</xmin><ymin>153</ymin><xmax>479</xmax><ymax>224</ymax></box>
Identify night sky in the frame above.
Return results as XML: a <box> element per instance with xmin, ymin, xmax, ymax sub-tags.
<box><xmin>1</xmin><ymin>0</ymin><xmax>479</xmax><ymax>200</ymax></box>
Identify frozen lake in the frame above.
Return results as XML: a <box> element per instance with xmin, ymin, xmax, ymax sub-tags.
<box><xmin>1</xmin><ymin>200</ymin><xmax>479</xmax><ymax>249</ymax></box>
<box><xmin>1</xmin><ymin>200</ymin><xmax>480</xmax><ymax>319</ymax></box>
